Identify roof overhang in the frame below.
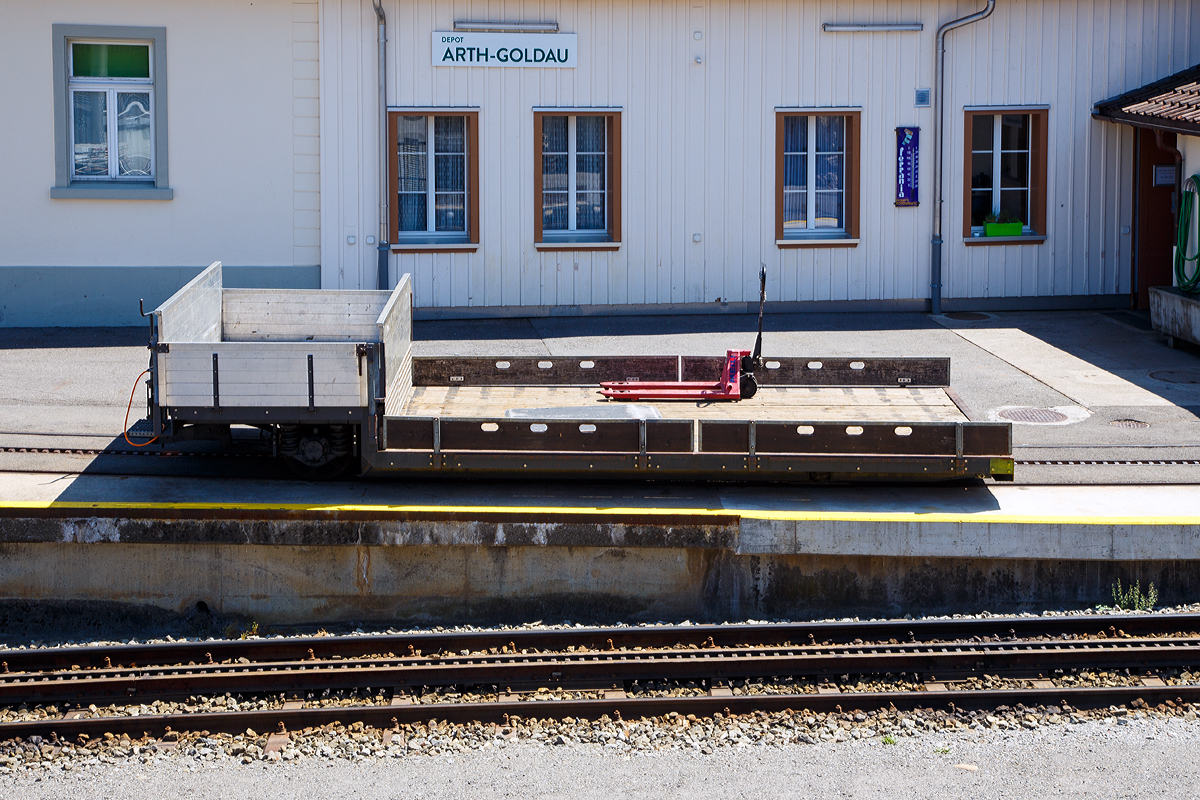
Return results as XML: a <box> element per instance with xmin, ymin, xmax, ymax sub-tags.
<box><xmin>1092</xmin><ymin>109</ymin><xmax>1200</xmax><ymax>138</ymax></box>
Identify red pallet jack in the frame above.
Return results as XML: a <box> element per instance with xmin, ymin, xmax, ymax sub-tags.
<box><xmin>601</xmin><ymin>267</ymin><xmax>767</xmax><ymax>401</ymax></box>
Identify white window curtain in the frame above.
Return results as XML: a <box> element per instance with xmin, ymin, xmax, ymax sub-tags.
<box><xmin>782</xmin><ymin>115</ymin><xmax>845</xmax><ymax>233</ymax></box>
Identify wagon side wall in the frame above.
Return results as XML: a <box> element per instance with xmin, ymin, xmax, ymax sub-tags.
<box><xmin>378</xmin><ymin>273</ymin><xmax>414</xmax><ymax>416</ymax></box>
<box><xmin>154</xmin><ymin>261</ymin><xmax>222</xmax><ymax>344</ymax></box>
<box><xmin>221</xmin><ymin>289</ymin><xmax>392</xmax><ymax>342</ymax></box>
<box><xmin>158</xmin><ymin>342</ymin><xmax>365</xmax><ymax>408</ymax></box>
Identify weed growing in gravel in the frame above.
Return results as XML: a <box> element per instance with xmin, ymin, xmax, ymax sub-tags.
<box><xmin>1112</xmin><ymin>580</ymin><xmax>1158</xmax><ymax>611</ymax></box>
<box><xmin>882</xmin><ymin>735</ymin><xmax>897</xmax><ymax>745</ymax></box>
<box><xmin>221</xmin><ymin>621</ymin><xmax>262</xmax><ymax>640</ymax></box>
<box><xmin>934</xmin><ymin>746</ymin><xmax>950</xmax><ymax>754</ymax></box>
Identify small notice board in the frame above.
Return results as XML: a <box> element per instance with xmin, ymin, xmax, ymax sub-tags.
<box><xmin>895</xmin><ymin>127</ymin><xmax>919</xmax><ymax>207</ymax></box>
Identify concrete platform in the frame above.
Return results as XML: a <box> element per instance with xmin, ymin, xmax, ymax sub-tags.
<box><xmin>3</xmin><ymin>472</ymin><xmax>1200</xmax><ymax>627</ymax></box>
<box><xmin>4</xmin><ymin>472</ymin><xmax>1200</xmax><ymax>560</ymax></box>
<box><xmin>3</xmin><ymin>310</ymin><xmax>1200</xmax><ymax>628</ymax></box>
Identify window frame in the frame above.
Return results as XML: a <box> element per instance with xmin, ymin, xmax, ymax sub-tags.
<box><xmin>775</xmin><ymin>108</ymin><xmax>861</xmax><ymax>248</ymax></box>
<box><xmin>533</xmin><ymin>109</ymin><xmax>622</xmax><ymax>251</ymax></box>
<box><xmin>387</xmin><ymin>109</ymin><xmax>480</xmax><ymax>252</ymax></box>
<box><xmin>68</xmin><ymin>42</ymin><xmax>156</xmax><ymax>182</ymax></box>
<box><xmin>962</xmin><ymin>107</ymin><xmax>1048</xmax><ymax>244</ymax></box>
<box><xmin>51</xmin><ymin>24</ymin><xmax>171</xmax><ymax>200</ymax></box>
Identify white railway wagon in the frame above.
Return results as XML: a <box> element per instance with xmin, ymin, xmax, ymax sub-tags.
<box><xmin>140</xmin><ymin>261</ymin><xmax>1011</xmax><ymax>482</ymax></box>
<box><xmin>148</xmin><ymin>261</ymin><xmax>411</xmax><ymax>475</ymax></box>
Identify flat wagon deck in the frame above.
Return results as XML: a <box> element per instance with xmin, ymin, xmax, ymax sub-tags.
<box><xmin>140</xmin><ymin>262</ymin><xmax>1012</xmax><ymax>482</ymax></box>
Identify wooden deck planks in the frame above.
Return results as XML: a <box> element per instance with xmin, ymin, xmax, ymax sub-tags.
<box><xmin>400</xmin><ymin>386</ymin><xmax>966</xmax><ymax>422</ymax></box>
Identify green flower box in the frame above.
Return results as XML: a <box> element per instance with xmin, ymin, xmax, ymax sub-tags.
<box><xmin>985</xmin><ymin>222</ymin><xmax>1024</xmax><ymax>237</ymax></box>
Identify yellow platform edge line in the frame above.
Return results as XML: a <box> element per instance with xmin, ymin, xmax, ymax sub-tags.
<box><xmin>0</xmin><ymin>500</ymin><xmax>1197</xmax><ymax>526</ymax></box>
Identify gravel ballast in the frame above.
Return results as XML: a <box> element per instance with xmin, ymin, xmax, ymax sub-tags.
<box><xmin>3</xmin><ymin>607</ymin><xmax>1199</xmax><ymax>796</ymax></box>
<box><xmin>1</xmin><ymin>714</ymin><xmax>1197</xmax><ymax>799</ymax></box>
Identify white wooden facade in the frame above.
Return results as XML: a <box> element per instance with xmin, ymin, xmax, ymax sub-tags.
<box><xmin>320</xmin><ymin>0</ymin><xmax>1200</xmax><ymax>312</ymax></box>
<box><xmin>4</xmin><ymin>0</ymin><xmax>1199</xmax><ymax>326</ymax></box>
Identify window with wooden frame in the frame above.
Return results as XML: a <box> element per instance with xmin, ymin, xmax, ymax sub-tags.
<box><xmin>388</xmin><ymin>110</ymin><xmax>479</xmax><ymax>249</ymax></box>
<box><xmin>963</xmin><ymin>108</ymin><xmax>1047</xmax><ymax>243</ymax></box>
<box><xmin>775</xmin><ymin>109</ymin><xmax>860</xmax><ymax>247</ymax></box>
<box><xmin>534</xmin><ymin>110</ymin><xmax>621</xmax><ymax>249</ymax></box>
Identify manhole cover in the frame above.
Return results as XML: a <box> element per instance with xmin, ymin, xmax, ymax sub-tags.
<box><xmin>1110</xmin><ymin>418</ymin><xmax>1150</xmax><ymax>429</ymax></box>
<box><xmin>998</xmin><ymin>407</ymin><xmax>1069</xmax><ymax>423</ymax></box>
<box><xmin>945</xmin><ymin>312</ymin><xmax>990</xmax><ymax>321</ymax></box>
<box><xmin>1150</xmin><ymin>370</ymin><xmax>1200</xmax><ymax>384</ymax></box>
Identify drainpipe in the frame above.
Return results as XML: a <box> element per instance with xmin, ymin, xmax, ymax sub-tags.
<box><xmin>930</xmin><ymin>0</ymin><xmax>996</xmax><ymax>315</ymax></box>
<box><xmin>373</xmin><ymin>0</ymin><xmax>390</xmax><ymax>291</ymax></box>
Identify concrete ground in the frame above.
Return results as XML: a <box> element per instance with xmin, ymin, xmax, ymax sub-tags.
<box><xmin>2</xmin><ymin>715</ymin><xmax>1197</xmax><ymax>799</ymax></box>
<box><xmin>2</xmin><ymin>308</ymin><xmax>1200</xmax><ymax>484</ymax></box>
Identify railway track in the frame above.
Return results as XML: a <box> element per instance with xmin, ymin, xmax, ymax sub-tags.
<box><xmin>3</xmin><ymin>615</ymin><xmax>1199</xmax><ymax>741</ymax></box>
<box><xmin>7</xmin><ymin>443</ymin><xmax>1200</xmax><ymax>470</ymax></box>
<box><xmin>6</xmin><ymin>428</ymin><xmax>1200</xmax><ymax>474</ymax></box>
<box><xmin>0</xmin><ymin>446</ymin><xmax>266</xmax><ymax>459</ymax></box>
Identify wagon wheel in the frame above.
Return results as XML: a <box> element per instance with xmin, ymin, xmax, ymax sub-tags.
<box><xmin>284</xmin><ymin>454</ymin><xmax>353</xmax><ymax>480</ymax></box>
<box><xmin>281</xmin><ymin>425</ymin><xmax>354</xmax><ymax>480</ymax></box>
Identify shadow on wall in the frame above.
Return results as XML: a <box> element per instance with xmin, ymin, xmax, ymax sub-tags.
<box><xmin>0</xmin><ymin>266</ymin><xmax>319</xmax><ymax>328</ymax></box>
<box><xmin>0</xmin><ymin>553</ymin><xmax>1194</xmax><ymax>639</ymax></box>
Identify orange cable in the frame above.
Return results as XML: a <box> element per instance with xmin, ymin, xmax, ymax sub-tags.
<box><xmin>123</xmin><ymin>369</ymin><xmax>159</xmax><ymax>447</ymax></box>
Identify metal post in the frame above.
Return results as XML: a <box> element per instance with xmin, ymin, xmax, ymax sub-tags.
<box><xmin>373</xmin><ymin>1</ymin><xmax>390</xmax><ymax>291</ymax></box>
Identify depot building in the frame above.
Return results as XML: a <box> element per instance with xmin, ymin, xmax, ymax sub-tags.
<box><xmin>2</xmin><ymin>0</ymin><xmax>1198</xmax><ymax>326</ymax></box>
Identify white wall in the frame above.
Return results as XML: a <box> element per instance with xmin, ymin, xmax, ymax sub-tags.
<box><xmin>0</xmin><ymin>0</ymin><xmax>317</xmax><ymax>270</ymax></box>
<box><xmin>1182</xmin><ymin>133</ymin><xmax>1200</xmax><ymax>286</ymax></box>
<box><xmin>1184</xmin><ymin>135</ymin><xmax>1200</xmax><ymax>189</ymax></box>
<box><xmin>321</xmin><ymin>0</ymin><xmax>1199</xmax><ymax>309</ymax></box>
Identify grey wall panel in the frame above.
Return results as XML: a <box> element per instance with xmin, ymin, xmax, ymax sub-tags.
<box><xmin>0</xmin><ymin>267</ymin><xmax>320</xmax><ymax>328</ymax></box>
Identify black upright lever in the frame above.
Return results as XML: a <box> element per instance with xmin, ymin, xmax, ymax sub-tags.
<box><xmin>738</xmin><ymin>266</ymin><xmax>768</xmax><ymax>399</ymax></box>
<box><xmin>747</xmin><ymin>265</ymin><xmax>767</xmax><ymax>371</ymax></box>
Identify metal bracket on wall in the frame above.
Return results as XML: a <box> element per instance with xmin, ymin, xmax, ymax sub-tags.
<box><xmin>953</xmin><ymin>422</ymin><xmax>966</xmax><ymax>474</ymax></box>
<box><xmin>307</xmin><ymin>354</ymin><xmax>315</xmax><ymax>412</ymax></box>
<box><xmin>356</xmin><ymin>343</ymin><xmax>372</xmax><ymax>376</ymax></box>
<box><xmin>211</xmin><ymin>353</ymin><xmax>220</xmax><ymax>412</ymax></box>
<box><xmin>432</xmin><ymin>417</ymin><xmax>442</xmax><ymax>469</ymax></box>
<box><xmin>748</xmin><ymin>420</ymin><xmax>757</xmax><ymax>471</ymax></box>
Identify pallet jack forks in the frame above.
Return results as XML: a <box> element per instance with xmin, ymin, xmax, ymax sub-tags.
<box><xmin>600</xmin><ymin>266</ymin><xmax>768</xmax><ymax>402</ymax></box>
<box><xmin>600</xmin><ymin>349</ymin><xmax>756</xmax><ymax>400</ymax></box>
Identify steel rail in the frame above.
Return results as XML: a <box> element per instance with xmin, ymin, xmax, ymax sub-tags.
<box><xmin>2</xmin><ymin>684</ymin><xmax>1198</xmax><ymax>741</ymax></box>
<box><xmin>0</xmin><ymin>447</ymin><xmax>266</xmax><ymax>459</ymax></box>
<box><xmin>4</xmin><ymin>638</ymin><xmax>1200</xmax><ymax>708</ymax></box>
<box><xmin>3</xmin><ymin>614</ymin><xmax>1196</xmax><ymax>674</ymax></box>
<box><xmin>2</xmin><ymin>638</ymin><xmax>1200</xmax><ymax>705</ymax></box>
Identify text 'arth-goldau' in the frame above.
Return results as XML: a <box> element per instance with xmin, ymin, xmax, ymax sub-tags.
<box><xmin>432</xmin><ymin>32</ymin><xmax>578</xmax><ymax>68</ymax></box>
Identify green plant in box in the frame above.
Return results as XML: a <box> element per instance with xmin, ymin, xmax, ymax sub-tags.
<box><xmin>984</xmin><ymin>210</ymin><xmax>1024</xmax><ymax>237</ymax></box>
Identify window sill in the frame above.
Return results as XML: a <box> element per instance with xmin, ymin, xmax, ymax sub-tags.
<box><xmin>391</xmin><ymin>241</ymin><xmax>480</xmax><ymax>253</ymax></box>
<box><xmin>963</xmin><ymin>235</ymin><xmax>1047</xmax><ymax>246</ymax></box>
<box><xmin>535</xmin><ymin>241</ymin><xmax>621</xmax><ymax>251</ymax></box>
<box><xmin>776</xmin><ymin>238</ymin><xmax>859</xmax><ymax>248</ymax></box>
<box><xmin>50</xmin><ymin>183</ymin><xmax>173</xmax><ymax>200</ymax></box>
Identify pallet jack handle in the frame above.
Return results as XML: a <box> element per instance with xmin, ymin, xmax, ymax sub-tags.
<box><xmin>747</xmin><ymin>265</ymin><xmax>766</xmax><ymax>371</ymax></box>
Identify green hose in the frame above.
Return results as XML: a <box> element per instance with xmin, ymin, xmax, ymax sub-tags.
<box><xmin>1176</xmin><ymin>174</ymin><xmax>1200</xmax><ymax>293</ymax></box>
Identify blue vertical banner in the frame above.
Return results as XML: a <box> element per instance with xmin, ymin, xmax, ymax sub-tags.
<box><xmin>895</xmin><ymin>127</ymin><xmax>920</xmax><ymax>207</ymax></box>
